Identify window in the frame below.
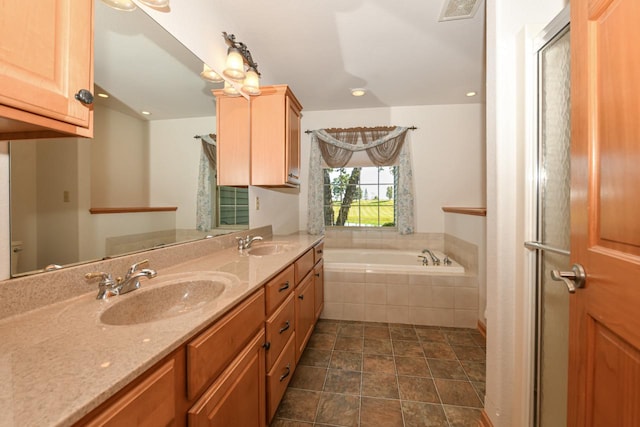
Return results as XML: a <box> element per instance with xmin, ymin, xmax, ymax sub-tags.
<box><xmin>218</xmin><ymin>186</ymin><xmax>249</xmax><ymax>226</ymax></box>
<box><xmin>323</xmin><ymin>166</ymin><xmax>397</xmax><ymax>227</ymax></box>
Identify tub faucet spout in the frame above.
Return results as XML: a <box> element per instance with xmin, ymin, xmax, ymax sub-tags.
<box><xmin>421</xmin><ymin>249</ymin><xmax>440</xmax><ymax>266</ymax></box>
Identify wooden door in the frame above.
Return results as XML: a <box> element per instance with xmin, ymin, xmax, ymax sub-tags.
<box><xmin>568</xmin><ymin>0</ymin><xmax>640</xmax><ymax>425</ymax></box>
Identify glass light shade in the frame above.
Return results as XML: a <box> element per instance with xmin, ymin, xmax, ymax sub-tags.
<box><xmin>200</xmin><ymin>64</ymin><xmax>224</xmax><ymax>83</ymax></box>
<box><xmin>223</xmin><ymin>81</ymin><xmax>241</xmax><ymax>97</ymax></box>
<box><xmin>139</xmin><ymin>0</ymin><xmax>170</xmax><ymax>7</ymax></box>
<box><xmin>223</xmin><ymin>48</ymin><xmax>246</xmax><ymax>81</ymax></box>
<box><xmin>101</xmin><ymin>0</ymin><xmax>137</xmax><ymax>11</ymax></box>
<box><xmin>242</xmin><ymin>68</ymin><xmax>261</xmax><ymax>96</ymax></box>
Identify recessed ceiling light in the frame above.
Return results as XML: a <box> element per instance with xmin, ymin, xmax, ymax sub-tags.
<box><xmin>141</xmin><ymin>111</ymin><xmax>151</xmax><ymax>115</ymax></box>
<box><xmin>97</xmin><ymin>93</ymin><xmax>109</xmax><ymax>98</ymax></box>
<box><xmin>466</xmin><ymin>91</ymin><xmax>477</xmax><ymax>97</ymax></box>
<box><xmin>351</xmin><ymin>88</ymin><xmax>366</xmax><ymax>97</ymax></box>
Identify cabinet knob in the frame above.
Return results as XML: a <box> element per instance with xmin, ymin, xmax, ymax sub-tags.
<box><xmin>74</xmin><ymin>89</ymin><xmax>94</xmax><ymax>105</ymax></box>
<box><xmin>263</xmin><ymin>341</ymin><xmax>271</xmax><ymax>350</ymax></box>
<box><xmin>314</xmin><ymin>273</ymin><xmax>320</xmax><ymax>277</ymax></box>
<box><xmin>298</xmin><ymin>294</ymin><xmax>304</xmax><ymax>300</ymax></box>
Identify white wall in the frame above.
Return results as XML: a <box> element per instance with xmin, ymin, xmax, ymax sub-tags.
<box><xmin>485</xmin><ymin>0</ymin><xmax>568</xmax><ymax>425</ymax></box>
<box><xmin>92</xmin><ymin>105</ymin><xmax>149</xmax><ymax>206</ymax></box>
<box><xmin>249</xmin><ymin>186</ymin><xmax>300</xmax><ymax>235</ymax></box>
<box><xmin>148</xmin><ymin>116</ymin><xmax>216</xmax><ymax>229</ymax></box>
<box><xmin>299</xmin><ymin>104</ymin><xmax>485</xmax><ymax>233</ymax></box>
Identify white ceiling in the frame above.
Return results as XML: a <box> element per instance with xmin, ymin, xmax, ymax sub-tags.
<box><xmin>94</xmin><ymin>0</ymin><xmax>485</xmax><ymax>119</ymax></box>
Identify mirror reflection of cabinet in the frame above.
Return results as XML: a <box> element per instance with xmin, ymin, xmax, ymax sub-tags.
<box><xmin>214</xmin><ymin>85</ymin><xmax>302</xmax><ymax>187</ymax></box>
<box><xmin>0</xmin><ymin>0</ymin><xmax>93</xmax><ymax>139</ymax></box>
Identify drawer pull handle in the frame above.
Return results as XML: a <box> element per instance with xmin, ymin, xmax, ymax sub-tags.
<box><xmin>298</xmin><ymin>294</ymin><xmax>304</xmax><ymax>300</ymax></box>
<box><xmin>316</xmin><ymin>249</ymin><xmax>323</xmax><ymax>254</ymax></box>
<box><xmin>279</xmin><ymin>321</ymin><xmax>290</xmax><ymax>334</ymax></box>
<box><xmin>279</xmin><ymin>282</ymin><xmax>290</xmax><ymax>292</ymax></box>
<box><xmin>279</xmin><ymin>364</ymin><xmax>291</xmax><ymax>382</ymax></box>
<box><xmin>314</xmin><ymin>273</ymin><xmax>321</xmax><ymax>277</ymax></box>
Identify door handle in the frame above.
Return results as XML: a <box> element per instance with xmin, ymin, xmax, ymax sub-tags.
<box><xmin>550</xmin><ymin>263</ymin><xmax>586</xmax><ymax>293</ymax></box>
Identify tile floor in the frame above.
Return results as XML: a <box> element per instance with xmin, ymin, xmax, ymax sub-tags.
<box><xmin>271</xmin><ymin>319</ymin><xmax>486</xmax><ymax>427</ymax></box>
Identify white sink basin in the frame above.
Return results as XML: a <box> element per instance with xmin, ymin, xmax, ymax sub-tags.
<box><xmin>247</xmin><ymin>242</ymin><xmax>294</xmax><ymax>256</ymax></box>
<box><xmin>100</xmin><ymin>272</ymin><xmax>239</xmax><ymax>325</ymax></box>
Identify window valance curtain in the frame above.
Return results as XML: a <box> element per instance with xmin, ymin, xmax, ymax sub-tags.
<box><xmin>196</xmin><ymin>134</ymin><xmax>217</xmax><ymax>231</ymax></box>
<box><xmin>307</xmin><ymin>126</ymin><xmax>415</xmax><ymax>235</ymax></box>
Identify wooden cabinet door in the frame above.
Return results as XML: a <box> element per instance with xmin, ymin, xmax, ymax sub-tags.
<box><xmin>294</xmin><ymin>273</ymin><xmax>315</xmax><ymax>362</ymax></box>
<box><xmin>568</xmin><ymin>0</ymin><xmax>640</xmax><ymax>425</ymax></box>
<box><xmin>214</xmin><ymin>91</ymin><xmax>250</xmax><ymax>186</ymax></box>
<box><xmin>313</xmin><ymin>260</ymin><xmax>324</xmax><ymax>321</ymax></box>
<box><xmin>285</xmin><ymin>94</ymin><xmax>301</xmax><ymax>185</ymax></box>
<box><xmin>188</xmin><ymin>330</ymin><xmax>266</xmax><ymax>427</ymax></box>
<box><xmin>84</xmin><ymin>359</ymin><xmax>177</xmax><ymax>427</ymax></box>
<box><xmin>0</xmin><ymin>0</ymin><xmax>93</xmax><ymax>137</ymax></box>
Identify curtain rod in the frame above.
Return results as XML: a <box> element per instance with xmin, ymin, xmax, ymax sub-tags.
<box><xmin>193</xmin><ymin>133</ymin><xmax>216</xmax><ymax>139</ymax></box>
<box><xmin>304</xmin><ymin>126</ymin><xmax>417</xmax><ymax>135</ymax></box>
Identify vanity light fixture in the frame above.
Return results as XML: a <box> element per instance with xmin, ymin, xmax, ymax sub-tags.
<box><xmin>222</xmin><ymin>32</ymin><xmax>262</xmax><ymax>96</ymax></box>
<box><xmin>100</xmin><ymin>0</ymin><xmax>137</xmax><ymax>11</ymax></box>
<box><xmin>351</xmin><ymin>88</ymin><xmax>367</xmax><ymax>97</ymax></box>
<box><xmin>466</xmin><ymin>91</ymin><xmax>477</xmax><ymax>97</ymax></box>
<box><xmin>223</xmin><ymin>81</ymin><xmax>241</xmax><ymax>97</ymax></box>
<box><xmin>200</xmin><ymin>64</ymin><xmax>224</xmax><ymax>83</ymax></box>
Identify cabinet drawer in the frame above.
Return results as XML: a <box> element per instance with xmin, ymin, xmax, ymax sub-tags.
<box><xmin>188</xmin><ymin>330</ymin><xmax>266</xmax><ymax>427</ymax></box>
<box><xmin>265</xmin><ymin>293</ymin><xmax>295</xmax><ymax>371</ymax></box>
<box><xmin>267</xmin><ymin>333</ymin><xmax>296</xmax><ymax>423</ymax></box>
<box><xmin>85</xmin><ymin>359</ymin><xmax>176</xmax><ymax>427</ymax></box>
<box><xmin>313</xmin><ymin>241</ymin><xmax>324</xmax><ymax>265</ymax></box>
<box><xmin>187</xmin><ymin>289</ymin><xmax>265</xmax><ymax>400</ymax></box>
<box><xmin>265</xmin><ymin>264</ymin><xmax>295</xmax><ymax>315</ymax></box>
<box><xmin>294</xmin><ymin>249</ymin><xmax>314</xmax><ymax>285</ymax></box>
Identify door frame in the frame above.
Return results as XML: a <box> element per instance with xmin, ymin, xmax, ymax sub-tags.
<box><xmin>524</xmin><ymin>5</ymin><xmax>571</xmax><ymax>427</ymax></box>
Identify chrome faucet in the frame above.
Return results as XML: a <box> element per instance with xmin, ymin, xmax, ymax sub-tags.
<box><xmin>421</xmin><ymin>249</ymin><xmax>440</xmax><ymax>266</ymax></box>
<box><xmin>117</xmin><ymin>259</ymin><xmax>157</xmax><ymax>294</ymax></box>
<box><xmin>236</xmin><ymin>235</ymin><xmax>263</xmax><ymax>251</ymax></box>
<box><xmin>85</xmin><ymin>259</ymin><xmax>157</xmax><ymax>300</ymax></box>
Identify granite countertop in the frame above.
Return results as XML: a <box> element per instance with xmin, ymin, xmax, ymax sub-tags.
<box><xmin>0</xmin><ymin>233</ymin><xmax>322</xmax><ymax>427</ymax></box>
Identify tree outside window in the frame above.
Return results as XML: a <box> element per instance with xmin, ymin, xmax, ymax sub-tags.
<box><xmin>323</xmin><ymin>166</ymin><xmax>397</xmax><ymax>227</ymax></box>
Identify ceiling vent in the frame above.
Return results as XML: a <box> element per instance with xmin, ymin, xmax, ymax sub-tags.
<box><xmin>439</xmin><ymin>0</ymin><xmax>482</xmax><ymax>21</ymax></box>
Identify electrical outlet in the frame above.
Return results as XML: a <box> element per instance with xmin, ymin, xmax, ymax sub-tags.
<box><xmin>256</xmin><ymin>197</ymin><xmax>260</xmax><ymax>211</ymax></box>
<box><xmin>63</xmin><ymin>190</ymin><xmax>70</xmax><ymax>203</ymax></box>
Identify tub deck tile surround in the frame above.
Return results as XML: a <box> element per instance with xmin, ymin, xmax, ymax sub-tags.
<box><xmin>0</xmin><ymin>227</ymin><xmax>323</xmax><ymax>427</ymax></box>
<box><xmin>322</xmin><ymin>230</ymin><xmax>480</xmax><ymax>328</ymax></box>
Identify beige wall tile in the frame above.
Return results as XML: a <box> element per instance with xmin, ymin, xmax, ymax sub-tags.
<box><xmin>365</xmin><ymin>304</ymin><xmax>387</xmax><ymax>322</ymax></box>
<box><xmin>324</xmin><ymin>281</ymin><xmax>344</xmax><ymax>303</ymax></box>
<box><xmin>428</xmin><ymin>308</ymin><xmax>455</xmax><ymax>327</ymax></box>
<box><xmin>322</xmin><ymin>302</ymin><xmax>343</xmax><ymax>320</ymax></box>
<box><xmin>386</xmin><ymin>284</ymin><xmax>409</xmax><ymax>306</ymax></box>
<box><xmin>454</xmin><ymin>309</ymin><xmax>477</xmax><ymax>328</ymax></box>
<box><xmin>342</xmin><ymin>303</ymin><xmax>365</xmax><ymax>321</ymax></box>
<box><xmin>365</xmin><ymin>283</ymin><xmax>387</xmax><ymax>304</ymax></box>
<box><xmin>342</xmin><ymin>282</ymin><xmax>365</xmax><ymax>304</ymax></box>
<box><xmin>455</xmin><ymin>287</ymin><xmax>479</xmax><ymax>309</ymax></box>
<box><xmin>387</xmin><ymin>305</ymin><xmax>409</xmax><ymax>324</ymax></box>
<box><xmin>408</xmin><ymin>285</ymin><xmax>432</xmax><ymax>308</ymax></box>
<box><xmin>431</xmin><ymin>286</ymin><xmax>455</xmax><ymax>309</ymax></box>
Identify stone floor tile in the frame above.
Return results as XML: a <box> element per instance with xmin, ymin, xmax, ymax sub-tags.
<box><xmin>363</xmin><ymin>354</ymin><xmax>395</xmax><ymax>374</ymax></box>
<box><xmin>323</xmin><ymin>369</ymin><xmax>362</xmax><ymax>395</ymax></box>
<box><xmin>329</xmin><ymin>351</ymin><xmax>362</xmax><ymax>371</ymax></box>
<box><xmin>434</xmin><ymin>378</ymin><xmax>483</xmax><ymax>408</ymax></box>
<box><xmin>274</xmin><ymin>388</ymin><xmax>321</xmax><ymax>422</ymax></box>
<box><xmin>401</xmin><ymin>401</ymin><xmax>449</xmax><ymax>427</ymax></box>
<box><xmin>397</xmin><ymin>375</ymin><xmax>440</xmax><ymax>403</ymax></box>
<box><xmin>361</xmin><ymin>372</ymin><xmax>400</xmax><ymax>399</ymax></box>
<box><xmin>360</xmin><ymin>397</ymin><xmax>403</xmax><ymax>427</ymax></box>
<box><xmin>288</xmin><ymin>365</ymin><xmax>327</xmax><ymax>391</ymax></box>
<box><xmin>395</xmin><ymin>356</ymin><xmax>431</xmax><ymax>377</ymax></box>
<box><xmin>315</xmin><ymin>392</ymin><xmax>360</xmax><ymax>427</ymax></box>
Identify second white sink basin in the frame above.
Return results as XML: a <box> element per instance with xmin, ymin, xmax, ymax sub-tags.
<box><xmin>100</xmin><ymin>272</ymin><xmax>239</xmax><ymax>326</ymax></box>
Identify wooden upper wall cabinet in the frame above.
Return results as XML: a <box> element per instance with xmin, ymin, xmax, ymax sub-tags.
<box><xmin>215</xmin><ymin>85</ymin><xmax>303</xmax><ymax>187</ymax></box>
<box><xmin>251</xmin><ymin>85</ymin><xmax>302</xmax><ymax>187</ymax></box>
<box><xmin>0</xmin><ymin>0</ymin><xmax>94</xmax><ymax>140</ymax></box>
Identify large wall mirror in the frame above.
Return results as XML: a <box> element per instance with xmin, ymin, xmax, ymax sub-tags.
<box><xmin>9</xmin><ymin>1</ymin><xmax>249</xmax><ymax>277</ymax></box>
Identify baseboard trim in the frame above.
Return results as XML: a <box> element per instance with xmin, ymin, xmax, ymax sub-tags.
<box><xmin>479</xmin><ymin>409</ymin><xmax>493</xmax><ymax>427</ymax></box>
<box><xmin>477</xmin><ymin>320</ymin><xmax>487</xmax><ymax>338</ymax></box>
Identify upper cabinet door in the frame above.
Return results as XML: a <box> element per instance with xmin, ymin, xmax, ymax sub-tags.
<box><xmin>0</xmin><ymin>0</ymin><xmax>93</xmax><ymax>139</ymax></box>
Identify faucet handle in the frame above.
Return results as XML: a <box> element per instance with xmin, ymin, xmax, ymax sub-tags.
<box><xmin>85</xmin><ymin>271</ymin><xmax>114</xmax><ymax>283</ymax></box>
<box><xmin>236</xmin><ymin>237</ymin><xmax>245</xmax><ymax>250</ymax></box>
<box><xmin>126</xmin><ymin>259</ymin><xmax>149</xmax><ymax>277</ymax></box>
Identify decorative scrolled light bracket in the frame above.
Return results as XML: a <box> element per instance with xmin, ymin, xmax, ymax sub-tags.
<box><xmin>222</xmin><ymin>32</ymin><xmax>260</xmax><ymax>77</ymax></box>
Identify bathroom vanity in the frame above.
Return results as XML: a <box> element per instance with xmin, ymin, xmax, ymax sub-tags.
<box><xmin>0</xmin><ymin>229</ymin><xmax>324</xmax><ymax>427</ymax></box>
